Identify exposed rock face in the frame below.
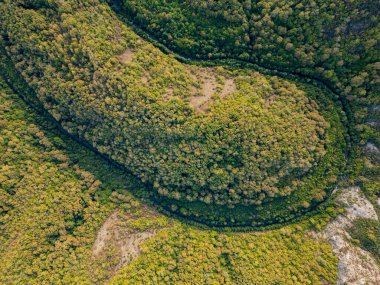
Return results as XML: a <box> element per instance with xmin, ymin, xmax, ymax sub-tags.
<box><xmin>316</xmin><ymin>187</ymin><xmax>380</xmax><ymax>285</ymax></box>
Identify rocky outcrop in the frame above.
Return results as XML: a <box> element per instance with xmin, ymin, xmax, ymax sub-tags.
<box><xmin>315</xmin><ymin>187</ymin><xmax>380</xmax><ymax>285</ymax></box>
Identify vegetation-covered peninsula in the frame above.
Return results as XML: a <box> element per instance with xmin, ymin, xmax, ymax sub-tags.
<box><xmin>0</xmin><ymin>0</ymin><xmax>379</xmax><ymax>283</ymax></box>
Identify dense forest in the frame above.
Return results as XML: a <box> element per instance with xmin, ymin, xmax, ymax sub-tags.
<box><xmin>117</xmin><ymin>0</ymin><xmax>378</xmax><ymax>106</ymax></box>
<box><xmin>0</xmin><ymin>0</ymin><xmax>349</xmax><ymax>226</ymax></box>
<box><xmin>0</xmin><ymin>0</ymin><xmax>379</xmax><ymax>283</ymax></box>
<box><xmin>0</xmin><ymin>75</ymin><xmax>339</xmax><ymax>284</ymax></box>
<box><xmin>115</xmin><ymin>0</ymin><xmax>380</xmax><ymax>200</ymax></box>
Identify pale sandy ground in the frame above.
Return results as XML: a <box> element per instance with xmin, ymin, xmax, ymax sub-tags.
<box><xmin>315</xmin><ymin>187</ymin><xmax>380</xmax><ymax>285</ymax></box>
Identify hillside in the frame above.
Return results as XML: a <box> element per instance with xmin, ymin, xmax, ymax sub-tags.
<box><xmin>0</xmin><ymin>73</ymin><xmax>355</xmax><ymax>285</ymax></box>
<box><xmin>0</xmin><ymin>0</ymin><xmax>349</xmax><ymax>226</ymax></box>
<box><xmin>0</xmin><ymin>0</ymin><xmax>379</xmax><ymax>284</ymax></box>
<box><xmin>113</xmin><ymin>0</ymin><xmax>380</xmax><ymax>204</ymax></box>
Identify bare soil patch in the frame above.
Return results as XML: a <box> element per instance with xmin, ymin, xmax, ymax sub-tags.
<box><xmin>189</xmin><ymin>68</ymin><xmax>237</xmax><ymax>112</ymax></box>
<box><xmin>221</xmin><ymin>78</ymin><xmax>237</xmax><ymax>98</ymax></box>
<box><xmin>119</xmin><ymin>49</ymin><xmax>134</xmax><ymax>64</ymax></box>
<box><xmin>92</xmin><ymin>209</ymin><xmax>159</xmax><ymax>275</ymax></box>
